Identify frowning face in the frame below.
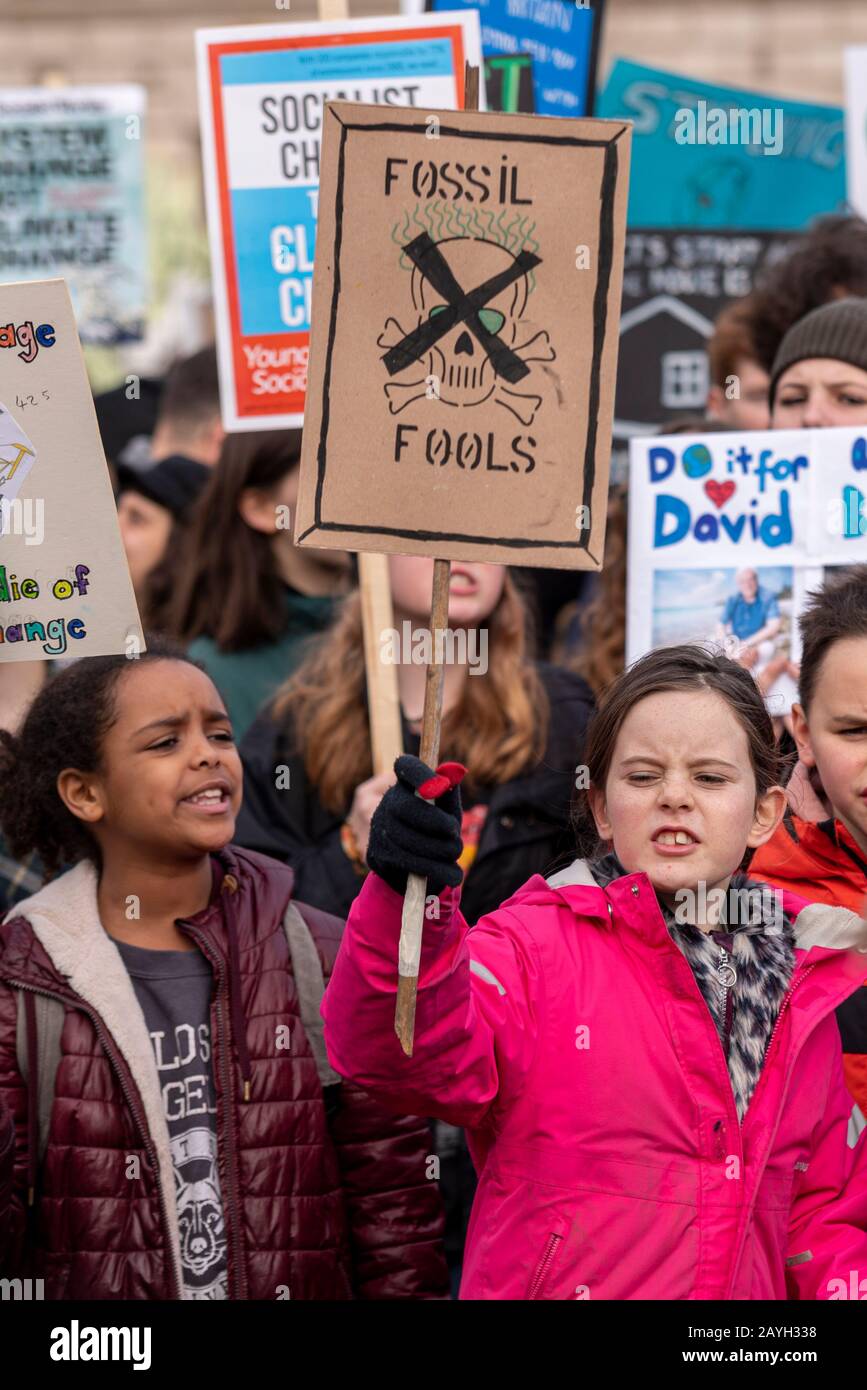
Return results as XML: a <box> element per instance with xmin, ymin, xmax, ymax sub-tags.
<box><xmin>588</xmin><ymin>689</ymin><xmax>785</xmax><ymax>913</ymax></box>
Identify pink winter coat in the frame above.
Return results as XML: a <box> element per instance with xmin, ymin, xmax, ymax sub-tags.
<box><xmin>322</xmin><ymin>858</ymin><xmax>867</xmax><ymax>1300</ymax></box>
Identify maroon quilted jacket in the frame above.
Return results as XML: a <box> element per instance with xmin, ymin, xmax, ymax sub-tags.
<box><xmin>0</xmin><ymin>845</ymin><xmax>447</xmax><ymax>1299</ymax></box>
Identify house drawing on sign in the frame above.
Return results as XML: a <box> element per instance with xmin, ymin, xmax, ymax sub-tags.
<box><xmin>614</xmin><ymin>294</ymin><xmax>715</xmax><ymax>442</ymax></box>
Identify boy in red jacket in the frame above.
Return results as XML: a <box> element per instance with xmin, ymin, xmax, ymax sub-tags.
<box><xmin>752</xmin><ymin>565</ymin><xmax>867</xmax><ymax>1117</ymax></box>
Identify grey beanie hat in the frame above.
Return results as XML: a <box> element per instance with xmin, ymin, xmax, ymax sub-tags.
<box><xmin>769</xmin><ymin>297</ymin><xmax>867</xmax><ymax>405</ymax></box>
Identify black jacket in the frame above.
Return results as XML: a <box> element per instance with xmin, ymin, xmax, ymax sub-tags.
<box><xmin>236</xmin><ymin>662</ymin><xmax>595</xmax><ymax>924</ymax></box>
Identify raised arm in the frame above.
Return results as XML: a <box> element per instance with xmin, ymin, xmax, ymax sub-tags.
<box><xmin>322</xmin><ymin>756</ymin><xmax>542</xmax><ymax>1129</ymax></box>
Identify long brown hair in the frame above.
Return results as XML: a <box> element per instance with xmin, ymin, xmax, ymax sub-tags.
<box><xmin>167</xmin><ymin>430</ymin><xmax>301</xmax><ymax>650</ymax></box>
<box><xmin>273</xmin><ymin>572</ymin><xmax>548</xmax><ymax>813</ymax></box>
<box><xmin>566</xmin><ymin>484</ymin><xmax>628</xmax><ymax>698</ymax></box>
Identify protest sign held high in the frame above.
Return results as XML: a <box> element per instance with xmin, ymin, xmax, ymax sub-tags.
<box><xmin>0</xmin><ymin>86</ymin><xmax>146</xmax><ymax>345</ymax></box>
<box><xmin>0</xmin><ymin>278</ymin><xmax>143</xmax><ymax>663</ymax></box>
<box><xmin>196</xmin><ymin>13</ymin><xmax>483</xmax><ymax>431</ymax></box>
<box><xmin>407</xmin><ymin>0</ymin><xmax>604</xmax><ymax>117</ymax></box>
<box><xmin>295</xmin><ymin>101</ymin><xmax>631</xmax><ymax>570</ymax></box>
<box><xmin>598</xmin><ymin>60</ymin><xmax>845</xmax><ymax>231</ymax></box>
<box><xmin>627</xmin><ymin>423</ymin><xmax>867</xmax><ymax>714</ymax></box>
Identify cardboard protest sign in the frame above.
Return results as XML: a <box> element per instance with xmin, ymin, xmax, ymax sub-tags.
<box><xmin>598</xmin><ymin>60</ymin><xmax>845</xmax><ymax>231</ymax></box>
<box><xmin>0</xmin><ymin>86</ymin><xmax>146</xmax><ymax>345</ymax></box>
<box><xmin>295</xmin><ymin>102</ymin><xmax>631</xmax><ymax>570</ymax></box>
<box><xmin>408</xmin><ymin>0</ymin><xmax>603</xmax><ymax>117</ymax></box>
<box><xmin>627</xmin><ymin>425</ymin><xmax>867</xmax><ymax>713</ymax></box>
<box><xmin>196</xmin><ymin>13</ymin><xmax>483</xmax><ymax>432</ymax></box>
<box><xmin>0</xmin><ymin>279</ymin><xmax>143</xmax><ymax>663</ymax></box>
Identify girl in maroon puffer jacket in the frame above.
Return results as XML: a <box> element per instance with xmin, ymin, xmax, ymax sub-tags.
<box><xmin>0</xmin><ymin>640</ymin><xmax>447</xmax><ymax>1300</ymax></box>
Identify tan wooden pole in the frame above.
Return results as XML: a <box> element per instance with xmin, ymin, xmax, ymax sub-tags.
<box><xmin>394</xmin><ymin>61</ymin><xmax>479</xmax><ymax>1056</ymax></box>
<box><xmin>359</xmin><ymin>552</ymin><xmax>403</xmax><ymax>776</ymax></box>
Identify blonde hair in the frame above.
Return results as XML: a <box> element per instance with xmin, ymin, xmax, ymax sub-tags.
<box><xmin>273</xmin><ymin>573</ymin><xmax>548</xmax><ymax>813</ymax></box>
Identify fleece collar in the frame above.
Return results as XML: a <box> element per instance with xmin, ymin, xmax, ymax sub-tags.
<box><xmin>7</xmin><ymin>860</ymin><xmax>184</xmax><ymax>1296</ymax></box>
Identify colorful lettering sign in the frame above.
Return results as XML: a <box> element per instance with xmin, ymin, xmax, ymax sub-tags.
<box><xmin>628</xmin><ymin>426</ymin><xmax>867</xmax><ymax>712</ymax></box>
<box><xmin>0</xmin><ymin>278</ymin><xmax>143</xmax><ymax>663</ymax></box>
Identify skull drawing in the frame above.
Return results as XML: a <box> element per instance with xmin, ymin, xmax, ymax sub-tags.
<box><xmin>378</xmin><ymin>234</ymin><xmax>556</xmax><ymax>427</ymax></box>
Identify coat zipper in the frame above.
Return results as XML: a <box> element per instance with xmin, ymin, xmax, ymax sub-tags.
<box><xmin>528</xmin><ymin>1232</ymin><xmax>563</xmax><ymax>1300</ymax></box>
<box><xmin>179</xmin><ymin>924</ymin><xmax>249</xmax><ymax>1300</ymax></box>
<box><xmin>714</xmin><ymin>939</ymin><xmax>736</xmax><ymax>1059</ymax></box>
<box><xmin>5</xmin><ymin>977</ymin><xmax>183</xmax><ymax>1301</ymax></box>
<box><xmin>744</xmin><ymin>963</ymin><xmax>818</xmax><ymax>1122</ymax></box>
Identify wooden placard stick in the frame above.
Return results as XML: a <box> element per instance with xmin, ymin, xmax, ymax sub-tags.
<box><xmin>359</xmin><ymin>552</ymin><xmax>403</xmax><ymax>776</ymax></box>
<box><xmin>394</xmin><ymin>61</ymin><xmax>479</xmax><ymax>1056</ymax></box>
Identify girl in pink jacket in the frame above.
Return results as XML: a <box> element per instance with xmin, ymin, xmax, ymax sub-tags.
<box><xmin>322</xmin><ymin>644</ymin><xmax>867</xmax><ymax>1299</ymax></box>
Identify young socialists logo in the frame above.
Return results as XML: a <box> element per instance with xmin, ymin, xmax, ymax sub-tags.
<box><xmin>378</xmin><ymin>202</ymin><xmax>557</xmax><ymax>429</ymax></box>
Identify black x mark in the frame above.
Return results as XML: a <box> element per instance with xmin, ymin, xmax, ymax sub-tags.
<box><xmin>382</xmin><ymin>232</ymin><xmax>541</xmax><ymax>384</ymax></box>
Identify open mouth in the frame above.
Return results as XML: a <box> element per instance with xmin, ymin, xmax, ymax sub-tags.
<box><xmin>652</xmin><ymin>827</ymin><xmax>699</xmax><ymax>852</ymax></box>
<box><xmin>449</xmin><ymin>566</ymin><xmax>477</xmax><ymax>596</ymax></box>
<box><xmin>180</xmin><ymin>783</ymin><xmax>233</xmax><ymax>816</ymax></box>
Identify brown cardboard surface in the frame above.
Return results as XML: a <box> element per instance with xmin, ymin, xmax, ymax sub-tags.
<box><xmin>295</xmin><ymin>102</ymin><xmax>631</xmax><ymax>569</ymax></box>
<box><xmin>0</xmin><ymin>279</ymin><xmax>144</xmax><ymax>662</ymax></box>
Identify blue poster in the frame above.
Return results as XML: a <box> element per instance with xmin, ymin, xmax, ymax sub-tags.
<box><xmin>424</xmin><ymin>0</ymin><xmax>601</xmax><ymax>117</ymax></box>
<box><xmin>597</xmin><ymin>59</ymin><xmax>846</xmax><ymax>230</ymax></box>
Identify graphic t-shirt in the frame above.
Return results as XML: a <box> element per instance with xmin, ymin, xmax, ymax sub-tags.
<box><xmin>116</xmin><ymin>938</ymin><xmax>228</xmax><ymax>1301</ymax></box>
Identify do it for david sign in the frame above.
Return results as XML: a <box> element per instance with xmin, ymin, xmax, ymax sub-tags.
<box><xmin>627</xmin><ymin>425</ymin><xmax>867</xmax><ymax>714</ymax></box>
<box><xmin>295</xmin><ymin>103</ymin><xmax>631</xmax><ymax>570</ymax></box>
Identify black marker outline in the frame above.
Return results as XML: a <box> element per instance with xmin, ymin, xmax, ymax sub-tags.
<box><xmin>304</xmin><ymin>112</ymin><xmax>626</xmax><ymax>557</ymax></box>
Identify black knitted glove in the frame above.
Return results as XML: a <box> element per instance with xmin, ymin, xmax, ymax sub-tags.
<box><xmin>366</xmin><ymin>754</ymin><xmax>466</xmax><ymax>896</ymax></box>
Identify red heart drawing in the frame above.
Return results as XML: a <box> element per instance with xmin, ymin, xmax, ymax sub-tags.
<box><xmin>704</xmin><ymin>479</ymin><xmax>736</xmax><ymax>508</ymax></box>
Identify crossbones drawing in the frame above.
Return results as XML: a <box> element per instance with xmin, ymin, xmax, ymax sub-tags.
<box><xmin>378</xmin><ymin>233</ymin><xmax>556</xmax><ymax>427</ymax></box>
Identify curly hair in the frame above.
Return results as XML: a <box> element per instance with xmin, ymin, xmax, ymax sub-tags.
<box><xmin>0</xmin><ymin>638</ymin><xmax>197</xmax><ymax>878</ymax></box>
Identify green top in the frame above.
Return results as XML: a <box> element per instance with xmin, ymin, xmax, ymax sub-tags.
<box><xmin>188</xmin><ymin>587</ymin><xmax>338</xmax><ymax>743</ymax></box>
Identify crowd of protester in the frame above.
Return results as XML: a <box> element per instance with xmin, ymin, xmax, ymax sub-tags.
<box><xmin>3</xmin><ymin>214</ymin><xmax>867</xmax><ymax>1300</ymax></box>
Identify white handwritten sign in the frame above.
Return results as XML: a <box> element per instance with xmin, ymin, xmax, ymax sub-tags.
<box><xmin>628</xmin><ymin>425</ymin><xmax>867</xmax><ymax>712</ymax></box>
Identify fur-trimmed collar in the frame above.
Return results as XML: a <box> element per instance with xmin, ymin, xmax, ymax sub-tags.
<box><xmin>8</xmin><ymin>860</ymin><xmax>184</xmax><ymax>1294</ymax></box>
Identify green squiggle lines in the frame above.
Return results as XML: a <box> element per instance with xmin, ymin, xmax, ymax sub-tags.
<box><xmin>388</xmin><ymin>196</ymin><xmax>542</xmax><ymax>292</ymax></box>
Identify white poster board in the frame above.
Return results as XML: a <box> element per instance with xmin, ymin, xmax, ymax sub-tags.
<box><xmin>845</xmin><ymin>47</ymin><xmax>867</xmax><ymax>218</ymax></box>
<box><xmin>628</xmin><ymin>425</ymin><xmax>867</xmax><ymax>714</ymax></box>
<box><xmin>0</xmin><ymin>86</ymin><xmax>147</xmax><ymax>344</ymax></box>
<box><xmin>0</xmin><ymin>278</ymin><xmax>143</xmax><ymax>662</ymax></box>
